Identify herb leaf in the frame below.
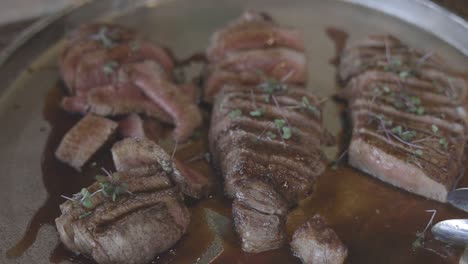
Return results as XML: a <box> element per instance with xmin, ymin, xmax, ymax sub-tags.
<box><xmin>282</xmin><ymin>126</ymin><xmax>292</xmax><ymax>139</ymax></box>
<box><xmin>102</xmin><ymin>60</ymin><xmax>119</xmax><ymax>75</ymax></box>
<box><xmin>249</xmin><ymin>107</ymin><xmax>265</xmax><ymax>117</ymax></box>
<box><xmin>228</xmin><ymin>109</ymin><xmax>242</xmax><ymax>119</ymax></box>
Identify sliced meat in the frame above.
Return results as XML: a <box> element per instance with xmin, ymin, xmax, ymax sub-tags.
<box><xmin>291</xmin><ymin>215</ymin><xmax>348</xmax><ymax>264</ymax></box>
<box><xmin>111</xmin><ymin>138</ymin><xmax>213</xmax><ymax>198</ymax></box>
<box><xmin>61</xmin><ymin>83</ymin><xmax>173</xmax><ymax>124</ymax></box>
<box><xmin>129</xmin><ymin>61</ymin><xmax>203</xmax><ymax>142</ymax></box>
<box><xmin>55</xmin><ymin>114</ymin><xmax>117</xmax><ymax>170</ymax></box>
<box><xmin>205</xmin><ymin>11</ymin><xmax>323</xmax><ymax>253</ymax></box>
<box><xmin>209</xmin><ymin>84</ymin><xmax>327</xmax><ymax>252</ymax></box>
<box><xmin>119</xmin><ymin>113</ymin><xmax>145</xmax><ymax>139</ymax></box>
<box><xmin>206</xmin><ymin>10</ymin><xmax>304</xmax><ymax>62</ymax></box>
<box><xmin>59</xmin><ymin>22</ymin><xmax>202</xmax><ymax>137</ymax></box>
<box><xmin>339</xmin><ymin>35</ymin><xmax>467</xmax><ymax>202</ymax></box>
<box><xmin>203</xmin><ymin>11</ymin><xmax>307</xmax><ymax>104</ymax></box>
<box><xmin>56</xmin><ymin>183</ymin><xmax>189</xmax><ymax>264</ymax></box>
<box><xmin>232</xmin><ymin>200</ymin><xmax>286</xmax><ymax>253</ymax></box>
<box><xmin>338</xmin><ymin>34</ymin><xmax>448</xmax><ymax>83</ymax></box>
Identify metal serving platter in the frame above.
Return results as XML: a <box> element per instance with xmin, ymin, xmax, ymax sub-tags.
<box><xmin>1</xmin><ymin>0</ymin><xmax>468</xmax><ymax>263</ymax></box>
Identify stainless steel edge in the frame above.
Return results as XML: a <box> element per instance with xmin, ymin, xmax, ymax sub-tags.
<box><xmin>344</xmin><ymin>0</ymin><xmax>468</xmax><ymax>56</ymax></box>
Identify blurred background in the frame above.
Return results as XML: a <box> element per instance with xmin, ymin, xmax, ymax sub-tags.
<box><xmin>0</xmin><ymin>0</ymin><xmax>466</xmax><ymax>51</ymax></box>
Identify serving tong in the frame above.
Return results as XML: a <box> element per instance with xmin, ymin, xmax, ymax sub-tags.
<box><xmin>431</xmin><ymin>188</ymin><xmax>468</xmax><ymax>246</ymax></box>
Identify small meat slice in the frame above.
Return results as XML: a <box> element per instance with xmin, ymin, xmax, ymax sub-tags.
<box><xmin>232</xmin><ymin>200</ymin><xmax>286</xmax><ymax>253</ymax></box>
<box><xmin>56</xmin><ymin>185</ymin><xmax>189</xmax><ymax>264</ymax></box>
<box><xmin>55</xmin><ymin>114</ymin><xmax>117</xmax><ymax>170</ymax></box>
<box><xmin>119</xmin><ymin>113</ymin><xmax>145</xmax><ymax>139</ymax></box>
<box><xmin>111</xmin><ymin>138</ymin><xmax>213</xmax><ymax>198</ymax></box>
<box><xmin>206</xmin><ymin>10</ymin><xmax>304</xmax><ymax>62</ymax></box>
<box><xmin>291</xmin><ymin>215</ymin><xmax>348</xmax><ymax>264</ymax></box>
<box><xmin>129</xmin><ymin>61</ymin><xmax>202</xmax><ymax>142</ymax></box>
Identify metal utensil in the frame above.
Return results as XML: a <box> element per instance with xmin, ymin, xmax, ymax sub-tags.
<box><xmin>447</xmin><ymin>188</ymin><xmax>468</xmax><ymax>212</ymax></box>
<box><xmin>432</xmin><ymin>219</ymin><xmax>468</xmax><ymax>246</ymax></box>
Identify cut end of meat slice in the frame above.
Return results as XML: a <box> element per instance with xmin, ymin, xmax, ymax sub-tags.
<box><xmin>291</xmin><ymin>214</ymin><xmax>348</xmax><ymax>264</ymax></box>
<box><xmin>232</xmin><ymin>200</ymin><xmax>286</xmax><ymax>253</ymax></box>
<box><xmin>111</xmin><ymin>138</ymin><xmax>213</xmax><ymax>199</ymax></box>
<box><xmin>348</xmin><ymin>138</ymin><xmax>451</xmax><ymax>202</ymax></box>
<box><xmin>55</xmin><ymin>114</ymin><xmax>118</xmax><ymax>171</ymax></box>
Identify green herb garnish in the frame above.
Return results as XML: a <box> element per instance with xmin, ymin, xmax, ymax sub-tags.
<box><xmin>301</xmin><ymin>96</ymin><xmax>320</xmax><ymax>115</ymax></box>
<box><xmin>249</xmin><ymin>107</ymin><xmax>265</xmax><ymax>117</ymax></box>
<box><xmin>228</xmin><ymin>109</ymin><xmax>242</xmax><ymax>119</ymax></box>
<box><xmin>102</xmin><ymin>60</ymin><xmax>119</xmax><ymax>75</ymax></box>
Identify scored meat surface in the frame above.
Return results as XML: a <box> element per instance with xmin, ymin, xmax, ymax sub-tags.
<box><xmin>59</xmin><ymin>23</ymin><xmax>202</xmax><ymax>142</ymax></box>
<box><xmin>112</xmin><ymin>138</ymin><xmax>213</xmax><ymax>199</ymax></box>
<box><xmin>291</xmin><ymin>214</ymin><xmax>348</xmax><ymax>264</ymax></box>
<box><xmin>339</xmin><ymin>35</ymin><xmax>468</xmax><ymax>202</ymax></box>
<box><xmin>206</xmin><ymin>10</ymin><xmax>327</xmax><ymax>253</ymax></box>
<box><xmin>55</xmin><ymin>114</ymin><xmax>117</xmax><ymax>170</ymax></box>
<box><xmin>56</xmin><ymin>138</ymin><xmax>192</xmax><ymax>264</ymax></box>
<box><xmin>209</xmin><ymin>84</ymin><xmax>327</xmax><ymax>252</ymax></box>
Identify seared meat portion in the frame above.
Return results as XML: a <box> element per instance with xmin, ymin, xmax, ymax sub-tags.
<box><xmin>56</xmin><ymin>182</ymin><xmax>189</xmax><ymax>264</ymax></box>
<box><xmin>209</xmin><ymin>84</ymin><xmax>327</xmax><ymax>252</ymax></box>
<box><xmin>206</xmin><ymin>11</ymin><xmax>324</xmax><ymax>253</ymax></box>
<box><xmin>203</xmin><ymin>11</ymin><xmax>307</xmax><ymax>103</ymax></box>
<box><xmin>339</xmin><ymin>35</ymin><xmax>468</xmax><ymax>202</ymax></box>
<box><xmin>59</xmin><ymin>23</ymin><xmax>202</xmax><ymax>142</ymax></box>
<box><xmin>210</xmin><ymin>85</ymin><xmax>326</xmax><ymax>203</ymax></box>
<box><xmin>232</xmin><ymin>200</ymin><xmax>286</xmax><ymax>252</ymax></box>
<box><xmin>55</xmin><ymin>114</ymin><xmax>117</xmax><ymax>170</ymax></box>
<box><xmin>291</xmin><ymin>215</ymin><xmax>348</xmax><ymax>264</ymax></box>
<box><xmin>112</xmin><ymin>138</ymin><xmax>213</xmax><ymax>199</ymax></box>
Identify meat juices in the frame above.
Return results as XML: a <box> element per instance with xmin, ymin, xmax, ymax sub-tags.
<box><xmin>55</xmin><ymin>138</ymin><xmax>199</xmax><ymax>264</ymax></box>
<box><xmin>291</xmin><ymin>215</ymin><xmax>347</xmax><ymax>264</ymax></box>
<box><xmin>55</xmin><ymin>114</ymin><xmax>117</xmax><ymax>170</ymax></box>
<box><xmin>339</xmin><ymin>35</ymin><xmax>468</xmax><ymax>202</ymax></box>
<box><xmin>59</xmin><ymin>23</ymin><xmax>202</xmax><ymax>142</ymax></box>
<box><xmin>206</xmin><ymin>11</ymin><xmax>327</xmax><ymax>253</ymax></box>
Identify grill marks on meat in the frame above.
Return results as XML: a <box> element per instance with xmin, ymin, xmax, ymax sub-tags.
<box><xmin>206</xmin><ymin>11</ymin><xmax>326</xmax><ymax>253</ymax></box>
<box><xmin>56</xmin><ymin>185</ymin><xmax>189</xmax><ymax>264</ymax></box>
<box><xmin>291</xmin><ymin>215</ymin><xmax>348</xmax><ymax>264</ymax></box>
<box><xmin>203</xmin><ymin>11</ymin><xmax>307</xmax><ymax>103</ymax></box>
<box><xmin>111</xmin><ymin>138</ymin><xmax>213</xmax><ymax>199</ymax></box>
<box><xmin>339</xmin><ymin>35</ymin><xmax>468</xmax><ymax>202</ymax></box>
<box><xmin>55</xmin><ymin>138</ymin><xmax>198</xmax><ymax>264</ymax></box>
<box><xmin>55</xmin><ymin>114</ymin><xmax>117</xmax><ymax>170</ymax></box>
<box><xmin>59</xmin><ymin>23</ymin><xmax>202</xmax><ymax>142</ymax></box>
<box><xmin>210</xmin><ymin>85</ymin><xmax>326</xmax><ymax>252</ymax></box>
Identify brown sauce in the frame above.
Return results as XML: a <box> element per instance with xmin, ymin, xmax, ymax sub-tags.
<box><xmin>6</xmin><ymin>35</ymin><xmax>468</xmax><ymax>263</ymax></box>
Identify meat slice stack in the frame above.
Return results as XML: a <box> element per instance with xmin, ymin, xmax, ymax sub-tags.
<box><xmin>339</xmin><ymin>35</ymin><xmax>468</xmax><ymax>202</ymax></box>
<box><xmin>59</xmin><ymin>23</ymin><xmax>201</xmax><ymax>142</ymax></box>
<box><xmin>203</xmin><ymin>11</ymin><xmax>307</xmax><ymax>103</ymax></box>
<box><xmin>206</xmin><ymin>11</ymin><xmax>326</xmax><ymax>253</ymax></box>
<box><xmin>55</xmin><ymin>138</ymin><xmax>192</xmax><ymax>264</ymax></box>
